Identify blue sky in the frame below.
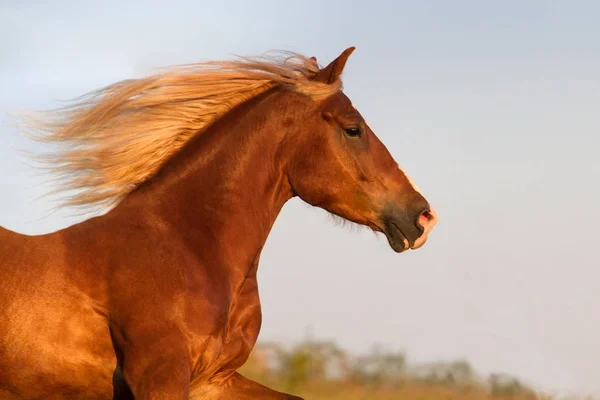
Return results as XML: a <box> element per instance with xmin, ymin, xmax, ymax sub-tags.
<box><xmin>1</xmin><ymin>1</ymin><xmax>599</xmax><ymax>397</ymax></box>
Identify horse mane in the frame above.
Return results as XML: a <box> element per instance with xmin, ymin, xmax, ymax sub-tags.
<box><xmin>19</xmin><ymin>51</ymin><xmax>342</xmax><ymax>212</ymax></box>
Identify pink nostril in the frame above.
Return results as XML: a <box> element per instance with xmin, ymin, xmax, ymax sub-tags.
<box><xmin>418</xmin><ymin>208</ymin><xmax>439</xmax><ymax>231</ymax></box>
<box><xmin>412</xmin><ymin>207</ymin><xmax>439</xmax><ymax>249</ymax></box>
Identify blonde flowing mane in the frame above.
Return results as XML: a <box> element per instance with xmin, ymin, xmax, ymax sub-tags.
<box><xmin>20</xmin><ymin>52</ymin><xmax>341</xmax><ymax>212</ymax></box>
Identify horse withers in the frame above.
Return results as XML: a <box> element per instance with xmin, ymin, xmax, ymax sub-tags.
<box><xmin>0</xmin><ymin>47</ymin><xmax>438</xmax><ymax>399</ymax></box>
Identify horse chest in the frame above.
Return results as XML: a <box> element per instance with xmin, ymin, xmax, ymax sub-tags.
<box><xmin>190</xmin><ymin>271</ymin><xmax>262</xmax><ymax>377</ymax></box>
<box><xmin>223</xmin><ymin>273</ymin><xmax>262</xmax><ymax>360</ymax></box>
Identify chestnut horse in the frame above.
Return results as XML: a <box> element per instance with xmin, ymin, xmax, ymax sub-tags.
<box><xmin>0</xmin><ymin>47</ymin><xmax>438</xmax><ymax>399</ymax></box>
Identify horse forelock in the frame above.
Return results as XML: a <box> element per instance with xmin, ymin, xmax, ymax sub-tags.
<box><xmin>18</xmin><ymin>51</ymin><xmax>343</xmax><ymax>213</ymax></box>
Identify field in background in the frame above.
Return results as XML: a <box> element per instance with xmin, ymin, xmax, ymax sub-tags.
<box><xmin>239</xmin><ymin>338</ymin><xmax>592</xmax><ymax>400</ymax></box>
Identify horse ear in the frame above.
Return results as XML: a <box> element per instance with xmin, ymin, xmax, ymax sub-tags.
<box><xmin>311</xmin><ymin>46</ymin><xmax>356</xmax><ymax>84</ymax></box>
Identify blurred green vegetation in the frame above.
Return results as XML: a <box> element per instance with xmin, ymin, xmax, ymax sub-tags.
<box><xmin>239</xmin><ymin>338</ymin><xmax>592</xmax><ymax>400</ymax></box>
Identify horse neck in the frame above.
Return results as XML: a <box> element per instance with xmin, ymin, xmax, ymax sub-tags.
<box><xmin>119</xmin><ymin>88</ymin><xmax>299</xmax><ymax>274</ymax></box>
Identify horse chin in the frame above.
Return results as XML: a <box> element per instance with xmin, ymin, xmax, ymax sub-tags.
<box><xmin>384</xmin><ymin>222</ymin><xmax>409</xmax><ymax>253</ymax></box>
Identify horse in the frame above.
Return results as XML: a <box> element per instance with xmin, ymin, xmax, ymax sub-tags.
<box><xmin>0</xmin><ymin>47</ymin><xmax>438</xmax><ymax>399</ymax></box>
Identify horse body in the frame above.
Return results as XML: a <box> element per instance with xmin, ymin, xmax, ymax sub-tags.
<box><xmin>0</xmin><ymin>48</ymin><xmax>438</xmax><ymax>399</ymax></box>
<box><xmin>0</xmin><ymin>225</ymin><xmax>116</xmax><ymax>399</ymax></box>
<box><xmin>0</xmin><ymin>211</ymin><xmax>268</xmax><ymax>399</ymax></box>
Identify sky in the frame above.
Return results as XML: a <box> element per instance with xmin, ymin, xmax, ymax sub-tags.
<box><xmin>1</xmin><ymin>1</ymin><xmax>599</xmax><ymax>397</ymax></box>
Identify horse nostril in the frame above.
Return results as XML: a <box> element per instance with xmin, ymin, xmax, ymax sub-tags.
<box><xmin>417</xmin><ymin>208</ymin><xmax>438</xmax><ymax>231</ymax></box>
<box><xmin>411</xmin><ymin>207</ymin><xmax>439</xmax><ymax>249</ymax></box>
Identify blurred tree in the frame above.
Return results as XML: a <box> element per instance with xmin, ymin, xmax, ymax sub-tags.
<box><xmin>238</xmin><ymin>338</ymin><xmax>547</xmax><ymax>400</ymax></box>
<box><xmin>350</xmin><ymin>345</ymin><xmax>406</xmax><ymax>386</ymax></box>
<box><xmin>488</xmin><ymin>373</ymin><xmax>536</xmax><ymax>398</ymax></box>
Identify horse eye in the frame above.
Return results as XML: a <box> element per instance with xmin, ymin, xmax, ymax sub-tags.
<box><xmin>344</xmin><ymin>127</ymin><xmax>361</xmax><ymax>137</ymax></box>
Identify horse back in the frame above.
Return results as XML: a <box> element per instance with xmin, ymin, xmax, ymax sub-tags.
<box><xmin>0</xmin><ymin>225</ymin><xmax>67</xmax><ymax>287</ymax></box>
